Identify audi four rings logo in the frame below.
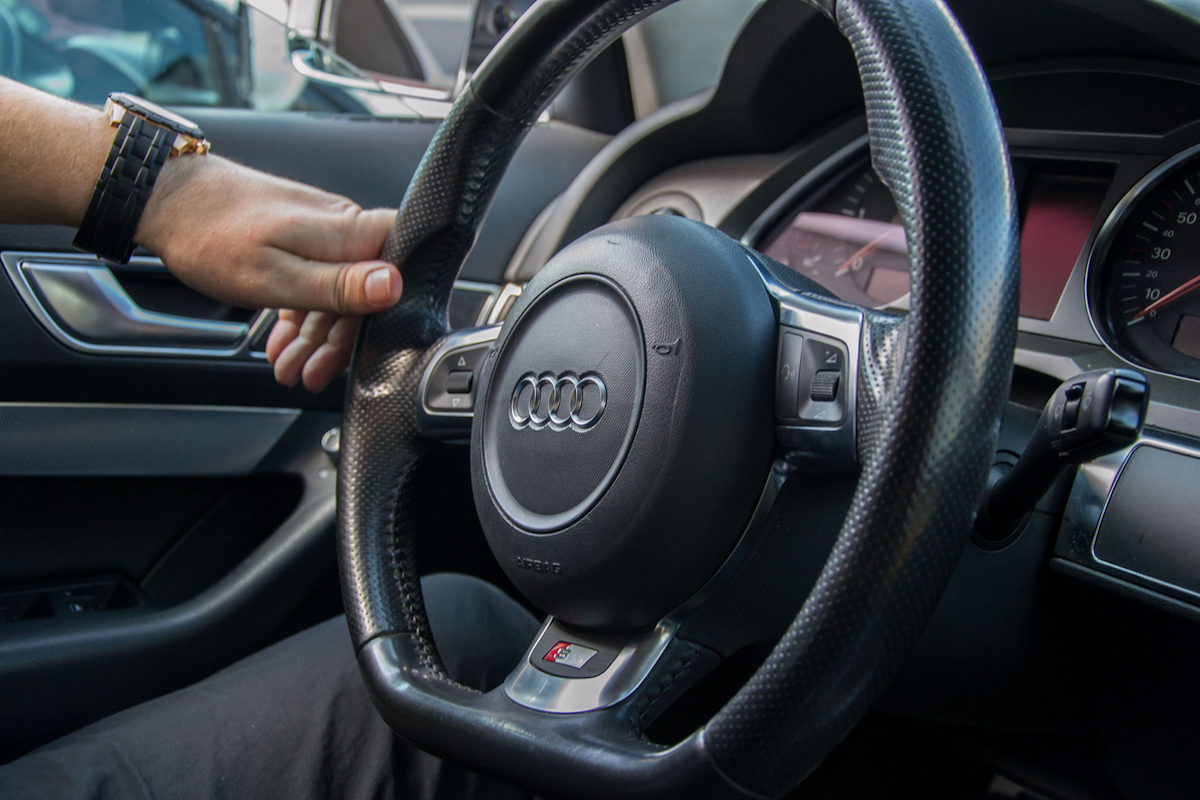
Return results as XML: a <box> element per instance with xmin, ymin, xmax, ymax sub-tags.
<box><xmin>510</xmin><ymin>373</ymin><xmax>607</xmax><ymax>430</ymax></box>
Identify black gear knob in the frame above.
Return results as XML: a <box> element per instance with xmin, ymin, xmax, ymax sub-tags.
<box><xmin>976</xmin><ymin>368</ymin><xmax>1150</xmax><ymax>540</ymax></box>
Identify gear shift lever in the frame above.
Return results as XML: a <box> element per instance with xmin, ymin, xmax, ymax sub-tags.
<box><xmin>976</xmin><ymin>368</ymin><xmax>1150</xmax><ymax>540</ymax></box>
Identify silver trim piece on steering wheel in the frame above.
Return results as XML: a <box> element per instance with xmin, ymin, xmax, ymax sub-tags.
<box><xmin>416</xmin><ymin>324</ymin><xmax>502</xmax><ymax>438</ymax></box>
<box><xmin>503</xmin><ymin>617</ymin><xmax>678</xmax><ymax>714</ymax></box>
<box><xmin>753</xmin><ymin>255</ymin><xmax>864</xmax><ymax>468</ymax></box>
<box><xmin>504</xmin><ymin>457</ymin><xmax>794</xmax><ymax>714</ymax></box>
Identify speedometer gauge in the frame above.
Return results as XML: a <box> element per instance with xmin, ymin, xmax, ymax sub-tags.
<box><xmin>1095</xmin><ymin>146</ymin><xmax>1200</xmax><ymax>379</ymax></box>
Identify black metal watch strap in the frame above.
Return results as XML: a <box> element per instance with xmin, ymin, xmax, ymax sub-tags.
<box><xmin>73</xmin><ymin>114</ymin><xmax>175</xmax><ymax>264</ymax></box>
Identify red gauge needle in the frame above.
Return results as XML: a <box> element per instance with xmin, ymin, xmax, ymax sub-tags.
<box><xmin>834</xmin><ymin>228</ymin><xmax>898</xmax><ymax>276</ymax></box>
<box><xmin>1131</xmin><ymin>274</ymin><xmax>1200</xmax><ymax>321</ymax></box>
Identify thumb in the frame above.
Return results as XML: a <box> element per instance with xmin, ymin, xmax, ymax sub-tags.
<box><xmin>331</xmin><ymin>259</ymin><xmax>404</xmax><ymax>314</ymax></box>
<box><xmin>278</xmin><ymin>257</ymin><xmax>403</xmax><ymax>315</ymax></box>
<box><xmin>272</xmin><ymin>242</ymin><xmax>403</xmax><ymax>314</ymax></box>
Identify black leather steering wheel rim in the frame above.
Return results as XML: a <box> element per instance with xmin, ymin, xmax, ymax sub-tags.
<box><xmin>337</xmin><ymin>0</ymin><xmax>1019</xmax><ymax>797</ymax></box>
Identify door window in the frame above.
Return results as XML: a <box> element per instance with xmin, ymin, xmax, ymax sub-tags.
<box><xmin>0</xmin><ymin>0</ymin><xmax>434</xmax><ymax>114</ymax></box>
<box><xmin>0</xmin><ymin>0</ymin><xmax>249</xmax><ymax>106</ymax></box>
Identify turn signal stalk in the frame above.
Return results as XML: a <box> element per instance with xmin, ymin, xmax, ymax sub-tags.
<box><xmin>976</xmin><ymin>368</ymin><xmax>1149</xmax><ymax>540</ymax></box>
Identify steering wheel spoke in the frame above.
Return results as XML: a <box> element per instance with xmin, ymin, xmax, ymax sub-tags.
<box><xmin>759</xmin><ymin>261</ymin><xmax>867</xmax><ymax>470</ymax></box>
<box><xmin>416</xmin><ymin>325</ymin><xmax>501</xmax><ymax>440</ymax></box>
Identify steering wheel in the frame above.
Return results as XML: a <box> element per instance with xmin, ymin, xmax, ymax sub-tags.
<box><xmin>337</xmin><ymin>0</ymin><xmax>1019</xmax><ymax>797</ymax></box>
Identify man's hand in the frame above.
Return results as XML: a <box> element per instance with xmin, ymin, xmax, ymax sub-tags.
<box><xmin>0</xmin><ymin>77</ymin><xmax>395</xmax><ymax>394</ymax></box>
<box><xmin>136</xmin><ymin>156</ymin><xmax>399</xmax><ymax>393</ymax></box>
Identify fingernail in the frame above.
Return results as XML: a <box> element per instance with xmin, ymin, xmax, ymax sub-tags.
<box><xmin>365</xmin><ymin>266</ymin><xmax>392</xmax><ymax>305</ymax></box>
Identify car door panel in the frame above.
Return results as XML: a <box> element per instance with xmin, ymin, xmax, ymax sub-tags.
<box><xmin>0</xmin><ymin>410</ymin><xmax>337</xmax><ymax>761</ymax></box>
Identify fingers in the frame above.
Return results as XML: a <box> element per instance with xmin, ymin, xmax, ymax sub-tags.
<box><xmin>301</xmin><ymin>316</ymin><xmax>361</xmax><ymax>393</ymax></box>
<box><xmin>267</xmin><ymin>205</ymin><xmax>402</xmax><ymax>314</ymax></box>
<box><xmin>265</xmin><ymin>308</ymin><xmax>303</xmax><ymax>364</ymax></box>
<box><xmin>276</xmin><ymin>204</ymin><xmax>396</xmax><ymax>264</ymax></box>
<box><xmin>266</xmin><ymin>310</ymin><xmax>362</xmax><ymax>393</ymax></box>
<box><xmin>270</xmin><ymin>310</ymin><xmax>337</xmax><ymax>388</ymax></box>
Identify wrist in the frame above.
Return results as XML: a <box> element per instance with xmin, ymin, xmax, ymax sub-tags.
<box><xmin>72</xmin><ymin>94</ymin><xmax>210</xmax><ymax>264</ymax></box>
<box><xmin>134</xmin><ymin>152</ymin><xmax>213</xmax><ymax>259</ymax></box>
<box><xmin>0</xmin><ymin>78</ymin><xmax>113</xmax><ymax>227</ymax></box>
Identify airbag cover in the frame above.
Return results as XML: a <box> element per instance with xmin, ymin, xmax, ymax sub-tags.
<box><xmin>471</xmin><ymin>215</ymin><xmax>776</xmax><ymax>628</ymax></box>
<box><xmin>483</xmin><ymin>275</ymin><xmax>644</xmax><ymax>531</ymax></box>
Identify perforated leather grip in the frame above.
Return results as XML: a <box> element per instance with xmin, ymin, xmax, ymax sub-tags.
<box><xmin>337</xmin><ymin>0</ymin><xmax>1018</xmax><ymax>796</ymax></box>
<box><xmin>337</xmin><ymin>96</ymin><xmax>536</xmax><ymax>676</ymax></box>
<box><xmin>703</xmin><ymin>0</ymin><xmax>1018</xmax><ymax>792</ymax></box>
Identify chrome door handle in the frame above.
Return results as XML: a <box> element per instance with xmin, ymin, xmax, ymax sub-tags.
<box><xmin>20</xmin><ymin>263</ymin><xmax>248</xmax><ymax>348</ymax></box>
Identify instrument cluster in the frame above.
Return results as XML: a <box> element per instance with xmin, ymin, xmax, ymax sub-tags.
<box><xmin>755</xmin><ymin>157</ymin><xmax>1109</xmax><ymax>323</ymax></box>
<box><xmin>751</xmin><ymin>148</ymin><xmax>1200</xmax><ymax>384</ymax></box>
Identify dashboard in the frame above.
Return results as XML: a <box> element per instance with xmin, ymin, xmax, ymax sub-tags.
<box><xmin>597</xmin><ymin>113</ymin><xmax>1200</xmax><ymax>614</ymax></box>
<box><xmin>604</xmin><ymin>106</ymin><xmax>1200</xmax><ymax>420</ymax></box>
<box><xmin>748</xmin><ymin>142</ymin><xmax>1200</xmax><ymax>385</ymax></box>
<box><xmin>1093</xmin><ymin>144</ymin><xmax>1200</xmax><ymax>378</ymax></box>
<box><xmin>754</xmin><ymin>156</ymin><xmax>1108</xmax><ymax>320</ymax></box>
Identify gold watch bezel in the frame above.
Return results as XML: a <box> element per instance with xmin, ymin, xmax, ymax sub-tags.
<box><xmin>103</xmin><ymin>97</ymin><xmax>211</xmax><ymax>157</ymax></box>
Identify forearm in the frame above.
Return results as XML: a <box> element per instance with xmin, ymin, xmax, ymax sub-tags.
<box><xmin>0</xmin><ymin>77</ymin><xmax>113</xmax><ymax>227</ymax></box>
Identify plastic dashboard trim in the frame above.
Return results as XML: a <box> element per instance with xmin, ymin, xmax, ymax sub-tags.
<box><xmin>1058</xmin><ymin>434</ymin><xmax>1200</xmax><ymax>606</ymax></box>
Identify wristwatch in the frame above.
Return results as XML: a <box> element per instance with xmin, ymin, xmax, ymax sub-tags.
<box><xmin>73</xmin><ymin>93</ymin><xmax>210</xmax><ymax>264</ymax></box>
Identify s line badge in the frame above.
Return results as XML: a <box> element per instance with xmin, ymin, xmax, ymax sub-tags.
<box><xmin>541</xmin><ymin>641</ymin><xmax>599</xmax><ymax>669</ymax></box>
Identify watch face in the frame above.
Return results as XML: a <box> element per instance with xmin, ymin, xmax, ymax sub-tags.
<box><xmin>109</xmin><ymin>93</ymin><xmax>204</xmax><ymax>139</ymax></box>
